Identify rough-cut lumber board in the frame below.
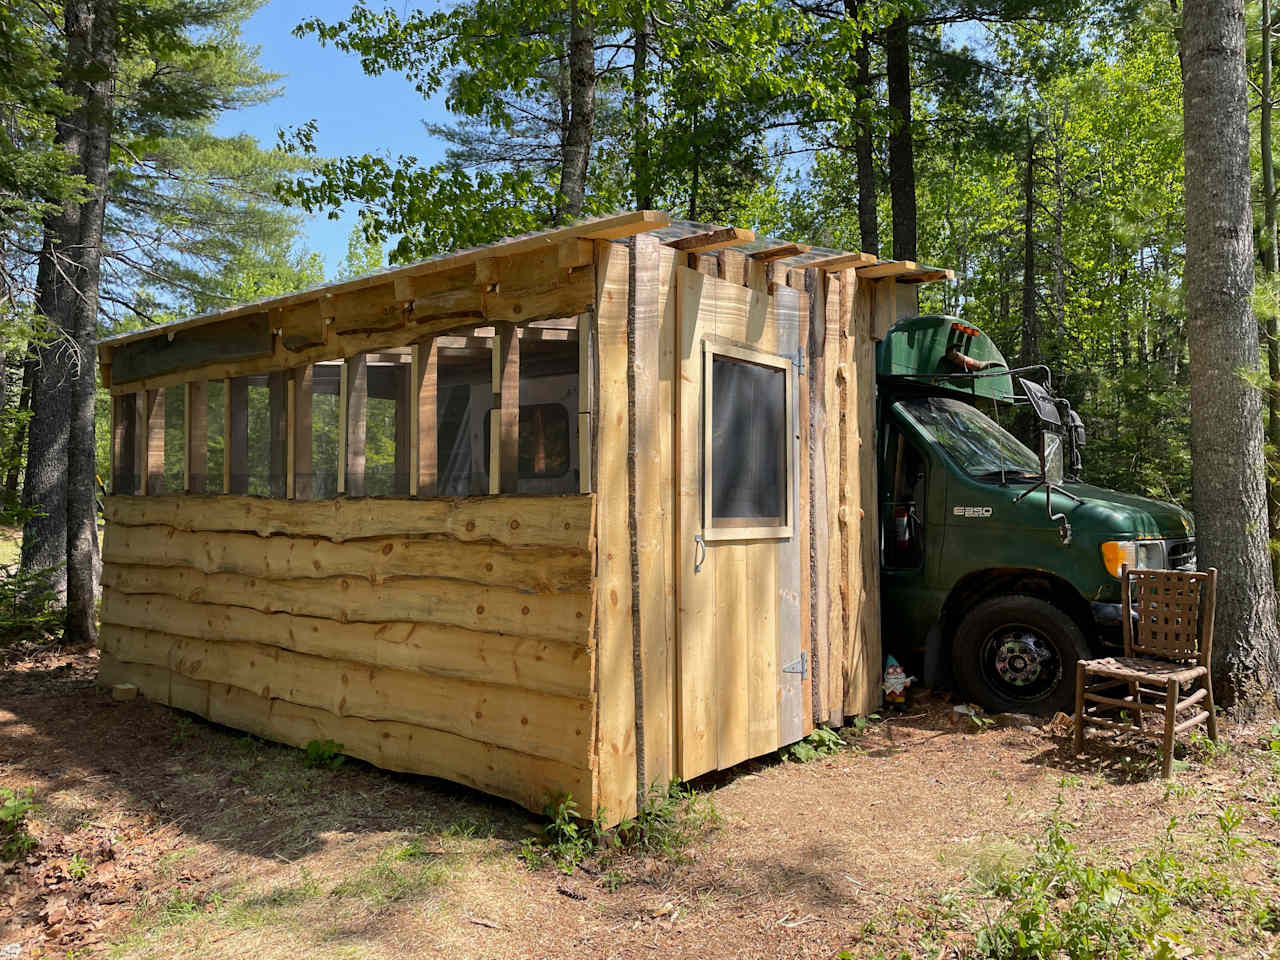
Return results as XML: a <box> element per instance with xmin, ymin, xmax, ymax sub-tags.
<box><xmin>750</xmin><ymin>243</ymin><xmax>811</xmax><ymax>263</ymax></box>
<box><xmin>594</xmin><ymin>239</ymin><xmax>638</xmax><ymax>822</ymax></box>
<box><xmin>871</xmin><ymin>278</ymin><xmax>896</xmax><ymax>342</ymax></box>
<box><xmin>280</xmin><ymin>299</ymin><xmax>327</xmax><ymax>351</ymax></box>
<box><xmin>185</xmin><ymin>381</ymin><xmax>208</xmax><ymax>494</ymax></box>
<box><xmin>345</xmin><ymin>353</ymin><xmax>368</xmax><ymax>497</ymax></box>
<box><xmin>330</xmin><ymin>280</ymin><xmax>409</xmax><ymax>336</ymax></box>
<box><xmin>97</xmin><ymin>651</ymin><xmax>169</xmax><ymax>703</ymax></box>
<box><xmin>850</xmin><ymin>277</ymin><xmax>883</xmax><ymax>716</ymax></box>
<box><xmin>392</xmin><ymin>363</ymin><xmax>411</xmax><ymax>496</ymax></box>
<box><xmin>268</xmin><ymin>371</ymin><xmax>287</xmax><ymax>498</ymax></box>
<box><xmin>826</xmin><ymin>273</ymin><xmax>845</xmax><ymax>725</ymax></box>
<box><xmin>491</xmin><ymin>321</ymin><xmax>519</xmax><ymax>494</ymax></box>
<box><xmin>104</xmin><ymin>626</ymin><xmax>591</xmax><ymax>766</ymax></box>
<box><xmin>411</xmin><ymin>339</ymin><xmax>438</xmax><ymax>497</ymax></box>
<box><xmin>292</xmin><ymin>365</ymin><xmax>314</xmax><ymax>500</ymax></box>
<box><xmin>100</xmin><ymin>589</ymin><xmax>592</xmax><ymax>699</ymax></box>
<box><xmin>857</xmin><ymin>260</ymin><xmax>917</xmax><ymax>279</ymax></box>
<box><xmin>205</xmin><ymin>681</ymin><xmax>595</xmax><ymax>814</ymax></box>
<box><xmin>226</xmin><ymin>377</ymin><xmax>248</xmax><ymax>495</ymax></box>
<box><xmin>675</xmin><ymin>265</ymin><xmax>716</xmax><ymax>779</ymax></box>
<box><xmin>839</xmin><ymin>270</ymin><xmax>861</xmax><ymax>719</ymax></box>
<box><xmin>717</xmin><ymin>248</ymin><xmax>748</xmax><ymax>286</ymax></box>
<box><xmin>145</xmin><ymin>388</ymin><xmax>165</xmax><ymax>495</ymax></box>
<box><xmin>110</xmin><ymin>313</ymin><xmax>273</xmax><ymax>384</ymax></box>
<box><xmin>897</xmin><ymin>268</ymin><xmax>954</xmax><ymax>285</ymax></box>
<box><xmin>807</xmin><ymin>252</ymin><xmax>878</xmax><ymax>272</ymax></box>
<box><xmin>806</xmin><ymin>269</ymin><xmax>831</xmax><ymax>725</ymax></box>
<box><xmin>577</xmin><ymin>309</ymin><xmax>596</xmax><ymax>495</ymax></box>
<box><xmin>716</xmin><ymin>535</ymin><xmax>750</xmax><ymax>771</ymax></box>
<box><xmin>482</xmin><ymin>265</ymin><xmax>595</xmax><ymax>327</ymax></box>
<box><xmin>655</xmin><ymin>244</ymin><xmax>679</xmax><ymax>780</ymax></box>
<box><xmin>101</xmin><ymin>563</ymin><xmax>591</xmax><ymax>644</ymax></box>
<box><xmin>102</xmin><ymin>524</ymin><xmax>592</xmax><ymax>593</ymax></box>
<box><xmin>103</xmin><ymin>494</ymin><xmax>595</xmax><ymax>549</ymax></box>
<box><xmin>632</xmin><ymin>235</ymin><xmax>672</xmax><ymax>789</ymax></box>
<box><xmin>664</xmin><ymin>227</ymin><xmax>755</xmax><ymax>254</ymax></box>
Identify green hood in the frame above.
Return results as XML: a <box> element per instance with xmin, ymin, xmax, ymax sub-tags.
<box><xmin>1060</xmin><ymin>483</ymin><xmax>1194</xmax><ymax>539</ymax></box>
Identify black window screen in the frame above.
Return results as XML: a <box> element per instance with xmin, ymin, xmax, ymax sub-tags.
<box><xmin>483</xmin><ymin>402</ymin><xmax>571</xmax><ymax>479</ymax></box>
<box><xmin>710</xmin><ymin>353</ymin><xmax>786</xmax><ymax>524</ymax></box>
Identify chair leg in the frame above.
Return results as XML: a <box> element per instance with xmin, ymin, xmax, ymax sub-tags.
<box><xmin>1129</xmin><ymin>680</ymin><xmax>1142</xmax><ymax>731</ymax></box>
<box><xmin>1204</xmin><ymin>676</ymin><xmax>1218</xmax><ymax>741</ymax></box>
<box><xmin>1161</xmin><ymin>681</ymin><xmax>1179</xmax><ymax>779</ymax></box>
<box><xmin>1073</xmin><ymin>661</ymin><xmax>1086</xmax><ymax>754</ymax></box>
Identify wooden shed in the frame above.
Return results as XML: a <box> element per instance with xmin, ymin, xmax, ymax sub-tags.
<box><xmin>96</xmin><ymin>210</ymin><xmax>951</xmax><ymax>825</ymax></box>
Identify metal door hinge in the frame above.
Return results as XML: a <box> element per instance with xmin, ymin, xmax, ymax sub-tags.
<box><xmin>782</xmin><ymin>652</ymin><xmax>807</xmax><ymax>676</ymax></box>
<box><xmin>791</xmin><ymin>348</ymin><xmax>806</xmax><ymax>376</ymax></box>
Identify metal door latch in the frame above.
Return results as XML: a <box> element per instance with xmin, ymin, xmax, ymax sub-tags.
<box><xmin>694</xmin><ymin>534</ymin><xmax>706</xmax><ymax>574</ymax></box>
<box><xmin>782</xmin><ymin>652</ymin><xmax>807</xmax><ymax>676</ymax></box>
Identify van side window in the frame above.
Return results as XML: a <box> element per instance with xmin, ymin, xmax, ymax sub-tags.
<box><xmin>885</xmin><ymin>426</ymin><xmax>926</xmax><ymax>569</ymax></box>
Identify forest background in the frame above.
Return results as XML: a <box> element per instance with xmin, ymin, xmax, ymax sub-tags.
<box><xmin>1</xmin><ymin>0</ymin><xmax>1273</xmax><ymax>645</ymax></box>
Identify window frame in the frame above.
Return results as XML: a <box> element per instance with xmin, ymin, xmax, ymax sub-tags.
<box><xmin>701</xmin><ymin>336</ymin><xmax>794</xmax><ymax>542</ymax></box>
<box><xmin>482</xmin><ymin>401</ymin><xmax>573</xmax><ymax>481</ymax></box>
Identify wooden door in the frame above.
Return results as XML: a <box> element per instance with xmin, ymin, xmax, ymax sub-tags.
<box><xmin>675</xmin><ymin>264</ymin><xmax>808</xmax><ymax>780</ymax></box>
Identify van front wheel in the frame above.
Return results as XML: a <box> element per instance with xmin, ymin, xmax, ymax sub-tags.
<box><xmin>950</xmin><ymin>595</ymin><xmax>1088</xmax><ymax>716</ymax></box>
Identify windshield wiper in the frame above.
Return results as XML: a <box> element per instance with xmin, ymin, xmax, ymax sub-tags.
<box><xmin>972</xmin><ymin>469</ymin><xmax>1039</xmax><ymax>484</ymax></box>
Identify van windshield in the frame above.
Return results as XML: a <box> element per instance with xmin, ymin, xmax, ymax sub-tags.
<box><xmin>897</xmin><ymin>396</ymin><xmax>1041</xmax><ymax>482</ymax></box>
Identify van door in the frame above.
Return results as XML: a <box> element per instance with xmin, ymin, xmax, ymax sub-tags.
<box><xmin>674</xmin><ymin>265</ymin><xmax>806</xmax><ymax>779</ymax></box>
<box><xmin>880</xmin><ymin>409</ymin><xmax>936</xmax><ymax>649</ymax></box>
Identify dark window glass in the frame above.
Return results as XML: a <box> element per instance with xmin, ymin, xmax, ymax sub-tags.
<box><xmin>483</xmin><ymin>403</ymin><xmax>571</xmax><ymax>479</ymax></box>
<box><xmin>710</xmin><ymin>354</ymin><xmax>785</xmax><ymax>523</ymax></box>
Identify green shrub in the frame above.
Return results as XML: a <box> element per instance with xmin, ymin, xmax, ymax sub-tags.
<box><xmin>786</xmin><ymin>726</ymin><xmax>846</xmax><ymax>762</ymax></box>
<box><xmin>0</xmin><ymin>786</ymin><xmax>38</xmax><ymax>860</ymax></box>
<box><xmin>0</xmin><ymin>564</ymin><xmax>63</xmax><ymax>651</ymax></box>
<box><xmin>303</xmin><ymin>738</ymin><xmax>345</xmax><ymax>770</ymax></box>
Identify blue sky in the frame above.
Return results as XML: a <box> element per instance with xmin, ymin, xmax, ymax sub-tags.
<box><xmin>214</xmin><ymin>1</ymin><xmax>452</xmax><ymax>274</ymax></box>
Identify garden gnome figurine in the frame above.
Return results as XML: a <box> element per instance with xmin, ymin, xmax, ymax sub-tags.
<box><xmin>882</xmin><ymin>655</ymin><xmax>914</xmax><ymax>711</ymax></box>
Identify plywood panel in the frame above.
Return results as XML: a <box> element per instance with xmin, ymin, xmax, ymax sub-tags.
<box><xmin>102</xmin><ymin>524</ymin><xmax>591</xmax><ymax>593</ymax></box>
<box><xmin>100</xmin><ymin>563</ymin><xmax>591</xmax><ymax>643</ymax></box>
<box><xmin>103</xmin><ymin>494</ymin><xmax>595</xmax><ymax>549</ymax></box>
<box><xmin>593</xmin><ymin>239</ymin><xmax>637</xmax><ymax>822</ymax></box>
<box><xmin>100</xmin><ymin>589</ymin><xmax>592</xmax><ymax>699</ymax></box>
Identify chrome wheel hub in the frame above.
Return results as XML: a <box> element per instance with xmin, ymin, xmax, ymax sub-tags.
<box><xmin>993</xmin><ymin>631</ymin><xmax>1052</xmax><ymax>687</ymax></box>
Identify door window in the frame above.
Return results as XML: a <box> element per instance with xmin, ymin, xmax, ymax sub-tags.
<box><xmin>884</xmin><ymin>424</ymin><xmax>926</xmax><ymax>569</ymax></box>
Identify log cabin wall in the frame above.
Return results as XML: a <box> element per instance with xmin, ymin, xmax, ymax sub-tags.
<box><xmin>98</xmin><ymin>494</ymin><xmax>597</xmax><ymax>814</ymax></box>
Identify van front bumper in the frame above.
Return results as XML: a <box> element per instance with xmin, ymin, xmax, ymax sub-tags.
<box><xmin>1090</xmin><ymin>601</ymin><xmax>1126</xmax><ymax>650</ymax></box>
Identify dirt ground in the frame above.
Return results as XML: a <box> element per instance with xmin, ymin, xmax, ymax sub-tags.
<box><xmin>2</xmin><ymin>647</ymin><xmax>1280</xmax><ymax>959</ymax></box>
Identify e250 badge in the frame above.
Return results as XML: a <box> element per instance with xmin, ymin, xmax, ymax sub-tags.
<box><xmin>953</xmin><ymin>506</ymin><xmax>993</xmax><ymax>518</ymax></box>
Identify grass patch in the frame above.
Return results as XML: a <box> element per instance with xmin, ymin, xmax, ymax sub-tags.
<box><xmin>328</xmin><ymin>839</ymin><xmax>450</xmax><ymax>908</ymax></box>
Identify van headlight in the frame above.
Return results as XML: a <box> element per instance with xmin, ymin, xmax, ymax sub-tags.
<box><xmin>1100</xmin><ymin>540</ymin><xmax>1167</xmax><ymax>579</ymax></box>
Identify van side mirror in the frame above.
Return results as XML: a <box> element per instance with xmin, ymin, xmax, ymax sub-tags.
<box><xmin>1040</xmin><ymin>432</ymin><xmax>1064</xmax><ymax>486</ymax></box>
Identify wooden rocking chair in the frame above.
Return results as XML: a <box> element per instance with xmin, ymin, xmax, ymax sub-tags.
<box><xmin>1072</xmin><ymin>564</ymin><xmax>1218</xmax><ymax>777</ymax></box>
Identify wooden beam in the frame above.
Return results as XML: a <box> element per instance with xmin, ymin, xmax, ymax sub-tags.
<box><xmin>856</xmin><ymin>259</ymin><xmax>918</xmax><ymax>278</ymax></box>
<box><xmin>808</xmin><ymin>251</ymin><xmax>878</xmax><ymax>272</ymax></box>
<box><xmin>292</xmin><ymin>365</ymin><xmax>313</xmax><ymax>500</ymax></box>
<box><xmin>345</xmin><ymin>353</ymin><xmax>368</xmax><ymax>497</ymax></box>
<box><xmin>664</xmin><ymin>227</ymin><xmax>755</xmax><ymax>255</ymax></box>
<box><xmin>337</xmin><ymin>362</ymin><xmax>347</xmax><ymax>495</ymax></box>
<box><xmin>412</xmin><ymin>338</ymin><xmax>439</xmax><ymax>498</ymax></box>
<box><xmin>226</xmin><ymin>377</ymin><xmax>248</xmax><ymax>495</ymax></box>
<box><xmin>749</xmin><ymin>242</ymin><xmax>811</xmax><ymax>263</ymax></box>
<box><xmin>268</xmin><ymin>371</ymin><xmax>288</xmax><ymax>499</ymax></box>
<box><xmin>490</xmin><ymin>321</ymin><xmax>519</xmax><ymax>494</ymax></box>
<box><xmin>578</xmin><ymin>310</ymin><xmax>595</xmax><ymax>495</ymax></box>
<box><xmin>144</xmin><ymin>388</ymin><xmax>165</xmax><ymax>495</ymax></box>
<box><xmin>897</xmin><ymin>268</ymin><xmax>956</xmax><ymax>284</ymax></box>
<box><xmin>393</xmin><ymin>362</ymin><xmax>411</xmax><ymax>496</ymax></box>
<box><xmin>185</xmin><ymin>381</ymin><xmax>208</xmax><ymax>494</ymax></box>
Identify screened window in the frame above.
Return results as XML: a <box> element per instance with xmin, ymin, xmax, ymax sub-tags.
<box><xmin>703</xmin><ymin>342</ymin><xmax>792</xmax><ymax>540</ymax></box>
<box><xmin>483</xmin><ymin>402</ymin><xmax>571</xmax><ymax>479</ymax></box>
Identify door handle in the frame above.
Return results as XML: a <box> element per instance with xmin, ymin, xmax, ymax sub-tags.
<box><xmin>694</xmin><ymin>534</ymin><xmax>706</xmax><ymax>574</ymax></box>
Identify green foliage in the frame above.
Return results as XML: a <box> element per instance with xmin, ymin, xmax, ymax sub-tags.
<box><xmin>0</xmin><ymin>786</ymin><xmax>38</xmax><ymax>861</ymax></box>
<box><xmin>303</xmin><ymin>739</ymin><xmax>346</xmax><ymax>770</ymax></box>
<box><xmin>0</xmin><ymin>561</ymin><xmax>64</xmax><ymax>651</ymax></box>
<box><xmin>786</xmin><ymin>726</ymin><xmax>847</xmax><ymax>762</ymax></box>
<box><xmin>68</xmin><ymin>852</ymin><xmax>89</xmax><ymax>880</ymax></box>
<box><xmin>521</xmin><ymin>793</ymin><xmax>605</xmax><ymax>874</ymax></box>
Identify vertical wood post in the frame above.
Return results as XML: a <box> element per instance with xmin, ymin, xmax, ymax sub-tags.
<box><xmin>392</xmin><ymin>361</ymin><xmax>412</xmax><ymax>496</ymax></box>
<box><xmin>145</xmin><ymin>388</ymin><xmax>164</xmax><ymax>495</ymax></box>
<box><xmin>112</xmin><ymin>393</ymin><xmax>134</xmax><ymax>495</ymax></box>
<box><xmin>268</xmin><ymin>371</ymin><xmax>288</xmax><ymax>498</ymax></box>
<box><xmin>131</xmin><ymin>391</ymin><xmax>146</xmax><ymax>495</ymax></box>
<box><xmin>411</xmin><ymin>338</ymin><xmax>439</xmax><ymax>497</ymax></box>
<box><xmin>226</xmin><ymin>377</ymin><xmax>248</xmax><ymax>495</ymax></box>
<box><xmin>185</xmin><ymin>380</ymin><xmax>208</xmax><ymax>493</ymax></box>
<box><xmin>292</xmin><ymin>364</ymin><xmax>313</xmax><ymax>500</ymax></box>
<box><xmin>491</xmin><ymin>321</ymin><xmax>519</xmax><ymax>494</ymax></box>
<box><xmin>345</xmin><ymin>353</ymin><xmax>368</xmax><ymax>497</ymax></box>
<box><xmin>578</xmin><ymin>311</ymin><xmax>595</xmax><ymax>494</ymax></box>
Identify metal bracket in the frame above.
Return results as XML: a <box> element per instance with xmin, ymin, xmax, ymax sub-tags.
<box><xmin>790</xmin><ymin>348</ymin><xmax>806</xmax><ymax>376</ymax></box>
<box><xmin>782</xmin><ymin>652</ymin><xmax>807</xmax><ymax>676</ymax></box>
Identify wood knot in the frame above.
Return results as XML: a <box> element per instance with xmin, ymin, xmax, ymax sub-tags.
<box><xmin>521</xmin><ymin>716</ymin><xmax>529</xmax><ymax>726</ymax></box>
<box><xmin>476</xmin><ymin>604</ymin><xmax>485</xmax><ymax>615</ymax></box>
<box><xmin>466</xmin><ymin>520</ymin><xmax>476</xmax><ymax>532</ymax></box>
<box><xmin>381</xmin><ymin>542</ymin><xmax>394</xmax><ymax>555</ymax></box>
<box><xmin>521</xmin><ymin>606</ymin><xmax>530</xmax><ymax>615</ymax></box>
<box><xmin>509</xmin><ymin>518</ymin><xmax>520</xmax><ymax>530</ymax></box>
<box><xmin>485</xmin><ymin>561</ymin><xmax>494</xmax><ymax>572</ymax></box>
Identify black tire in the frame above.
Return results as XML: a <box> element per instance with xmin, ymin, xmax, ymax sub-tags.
<box><xmin>950</xmin><ymin>595</ymin><xmax>1089</xmax><ymax>715</ymax></box>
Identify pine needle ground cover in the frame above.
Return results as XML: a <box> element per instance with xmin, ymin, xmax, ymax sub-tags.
<box><xmin>1</xmin><ymin>654</ymin><xmax>1277</xmax><ymax>959</ymax></box>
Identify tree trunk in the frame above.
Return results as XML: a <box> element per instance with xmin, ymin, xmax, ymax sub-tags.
<box><xmin>1183</xmin><ymin>0</ymin><xmax>1280</xmax><ymax>707</ymax></box>
<box><xmin>560</xmin><ymin>0</ymin><xmax>595</xmax><ymax>220</ymax></box>
<box><xmin>1020</xmin><ymin>121</ymin><xmax>1039</xmax><ymax>368</ymax></box>
<box><xmin>884</xmin><ymin>14</ymin><xmax>916</xmax><ymax>261</ymax></box>
<box><xmin>844</xmin><ymin>0</ymin><xmax>878</xmax><ymax>256</ymax></box>
<box><xmin>1262</xmin><ymin>0</ymin><xmax>1280</xmax><ymax>586</ymax></box>
<box><xmin>632</xmin><ymin>3</ymin><xmax>652</xmax><ymax>210</ymax></box>
<box><xmin>22</xmin><ymin>0</ymin><xmax>116</xmax><ymax>643</ymax></box>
